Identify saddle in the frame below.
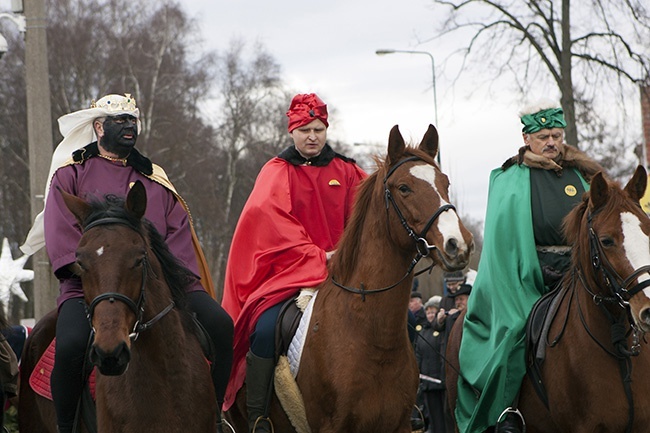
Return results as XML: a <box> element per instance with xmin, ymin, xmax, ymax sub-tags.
<box><xmin>525</xmin><ymin>286</ymin><xmax>570</xmax><ymax>409</ymax></box>
<box><xmin>272</xmin><ymin>291</ymin><xmax>317</xmax><ymax>433</ymax></box>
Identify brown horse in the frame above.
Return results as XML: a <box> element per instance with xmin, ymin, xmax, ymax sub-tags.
<box><xmin>226</xmin><ymin>124</ymin><xmax>474</xmax><ymax>433</ymax></box>
<box><xmin>446</xmin><ymin>166</ymin><xmax>650</xmax><ymax>433</ymax></box>
<box><xmin>18</xmin><ymin>181</ymin><xmax>216</xmax><ymax>433</ymax></box>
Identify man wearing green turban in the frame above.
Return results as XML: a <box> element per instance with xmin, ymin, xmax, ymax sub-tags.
<box><xmin>454</xmin><ymin>100</ymin><xmax>605</xmax><ymax>433</ymax></box>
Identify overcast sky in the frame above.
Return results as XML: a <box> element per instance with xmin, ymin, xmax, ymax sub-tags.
<box><xmin>178</xmin><ymin>0</ymin><xmax>535</xmax><ymax>223</ymax></box>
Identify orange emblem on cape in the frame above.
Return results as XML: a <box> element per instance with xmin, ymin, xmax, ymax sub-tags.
<box><xmin>329</xmin><ymin>179</ymin><xmax>341</xmax><ymax>186</ymax></box>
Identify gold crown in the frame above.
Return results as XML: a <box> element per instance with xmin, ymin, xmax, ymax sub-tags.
<box><xmin>90</xmin><ymin>93</ymin><xmax>137</xmax><ymax>112</ymax></box>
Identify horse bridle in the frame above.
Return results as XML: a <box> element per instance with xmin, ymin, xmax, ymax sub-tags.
<box><xmin>575</xmin><ymin>210</ymin><xmax>650</xmax><ymax>433</ymax></box>
<box><xmin>586</xmin><ymin>210</ymin><xmax>650</xmax><ymax>312</ymax></box>
<box><xmin>333</xmin><ymin>156</ymin><xmax>456</xmax><ymax>300</ymax></box>
<box><xmin>83</xmin><ymin>217</ymin><xmax>175</xmax><ymax>341</ymax></box>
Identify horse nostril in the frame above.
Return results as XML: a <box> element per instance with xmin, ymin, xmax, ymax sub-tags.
<box><xmin>445</xmin><ymin>238</ymin><xmax>459</xmax><ymax>256</ymax></box>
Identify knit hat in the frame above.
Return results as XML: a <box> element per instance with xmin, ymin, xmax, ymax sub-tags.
<box><xmin>286</xmin><ymin>93</ymin><xmax>329</xmax><ymax>132</ymax></box>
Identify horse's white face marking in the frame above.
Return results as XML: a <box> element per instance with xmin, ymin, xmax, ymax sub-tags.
<box><xmin>621</xmin><ymin>212</ymin><xmax>650</xmax><ymax>296</ymax></box>
<box><xmin>96</xmin><ymin>246</ymin><xmax>104</xmax><ymax>257</ymax></box>
<box><xmin>410</xmin><ymin>164</ymin><xmax>467</xmax><ymax>248</ymax></box>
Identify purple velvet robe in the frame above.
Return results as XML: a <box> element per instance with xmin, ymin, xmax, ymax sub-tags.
<box><xmin>44</xmin><ymin>157</ymin><xmax>202</xmax><ymax>308</ymax></box>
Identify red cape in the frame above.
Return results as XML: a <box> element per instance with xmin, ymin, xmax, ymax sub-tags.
<box><xmin>221</xmin><ymin>156</ymin><xmax>366</xmax><ymax>409</ymax></box>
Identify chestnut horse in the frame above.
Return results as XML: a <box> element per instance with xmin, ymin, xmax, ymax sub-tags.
<box><xmin>446</xmin><ymin>166</ymin><xmax>650</xmax><ymax>433</ymax></box>
<box><xmin>18</xmin><ymin>181</ymin><xmax>216</xmax><ymax>433</ymax></box>
<box><xmin>226</xmin><ymin>124</ymin><xmax>474</xmax><ymax>433</ymax></box>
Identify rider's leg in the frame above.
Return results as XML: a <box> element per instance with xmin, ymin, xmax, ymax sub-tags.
<box><xmin>51</xmin><ymin>298</ymin><xmax>92</xmax><ymax>433</ymax></box>
<box><xmin>247</xmin><ymin>302</ymin><xmax>282</xmax><ymax>433</ymax></box>
<box><xmin>187</xmin><ymin>290</ymin><xmax>234</xmax><ymax>432</ymax></box>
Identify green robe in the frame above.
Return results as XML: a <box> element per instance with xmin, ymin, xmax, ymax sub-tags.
<box><xmin>455</xmin><ymin>163</ymin><xmax>589</xmax><ymax>433</ymax></box>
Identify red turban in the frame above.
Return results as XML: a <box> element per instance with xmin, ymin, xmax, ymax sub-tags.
<box><xmin>286</xmin><ymin>93</ymin><xmax>329</xmax><ymax>132</ymax></box>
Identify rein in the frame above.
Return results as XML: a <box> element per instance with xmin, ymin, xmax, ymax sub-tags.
<box><xmin>332</xmin><ymin>156</ymin><xmax>455</xmax><ymax>300</ymax></box>
<box><xmin>83</xmin><ymin>217</ymin><xmax>175</xmax><ymax>341</ymax></box>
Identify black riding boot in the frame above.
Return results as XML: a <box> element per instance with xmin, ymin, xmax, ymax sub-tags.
<box><xmin>495</xmin><ymin>409</ymin><xmax>524</xmax><ymax>433</ymax></box>
<box><xmin>246</xmin><ymin>351</ymin><xmax>275</xmax><ymax>433</ymax></box>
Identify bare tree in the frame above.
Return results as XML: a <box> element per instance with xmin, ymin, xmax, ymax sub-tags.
<box><xmin>430</xmin><ymin>0</ymin><xmax>650</xmax><ymax>173</ymax></box>
<box><xmin>196</xmin><ymin>40</ymin><xmax>290</xmax><ymax>292</ymax></box>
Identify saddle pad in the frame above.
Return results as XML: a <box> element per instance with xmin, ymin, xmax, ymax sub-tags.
<box><xmin>287</xmin><ymin>290</ymin><xmax>318</xmax><ymax>378</ymax></box>
<box><xmin>29</xmin><ymin>338</ymin><xmax>96</xmax><ymax>400</ymax></box>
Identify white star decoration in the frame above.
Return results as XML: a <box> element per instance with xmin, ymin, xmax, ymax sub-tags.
<box><xmin>0</xmin><ymin>238</ymin><xmax>31</xmax><ymax>317</ymax></box>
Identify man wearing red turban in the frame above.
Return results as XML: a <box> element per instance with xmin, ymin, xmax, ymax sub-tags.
<box><xmin>222</xmin><ymin>93</ymin><xmax>366</xmax><ymax>432</ymax></box>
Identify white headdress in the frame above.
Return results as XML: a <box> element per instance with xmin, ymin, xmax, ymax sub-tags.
<box><xmin>20</xmin><ymin>94</ymin><xmax>141</xmax><ymax>255</ymax></box>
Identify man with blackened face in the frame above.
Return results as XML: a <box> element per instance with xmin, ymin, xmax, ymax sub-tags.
<box><xmin>94</xmin><ymin>114</ymin><xmax>138</xmax><ymax>158</ymax></box>
<box><xmin>23</xmin><ymin>94</ymin><xmax>234</xmax><ymax>433</ymax></box>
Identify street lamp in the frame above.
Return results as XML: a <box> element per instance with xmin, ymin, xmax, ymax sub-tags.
<box><xmin>376</xmin><ymin>49</ymin><xmax>440</xmax><ymax>165</ymax></box>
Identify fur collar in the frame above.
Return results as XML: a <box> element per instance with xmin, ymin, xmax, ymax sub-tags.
<box><xmin>501</xmin><ymin>144</ymin><xmax>606</xmax><ymax>181</ymax></box>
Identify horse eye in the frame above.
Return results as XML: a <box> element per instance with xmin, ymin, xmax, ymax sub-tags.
<box><xmin>600</xmin><ymin>237</ymin><xmax>615</xmax><ymax>247</ymax></box>
<box><xmin>398</xmin><ymin>184</ymin><xmax>411</xmax><ymax>194</ymax></box>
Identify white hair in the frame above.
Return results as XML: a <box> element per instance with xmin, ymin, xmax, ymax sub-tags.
<box><xmin>519</xmin><ymin>98</ymin><xmax>561</xmax><ymax>117</ymax></box>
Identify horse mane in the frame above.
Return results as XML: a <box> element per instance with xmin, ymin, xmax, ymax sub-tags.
<box><xmin>81</xmin><ymin>194</ymin><xmax>194</xmax><ymax>310</ymax></box>
<box><xmin>331</xmin><ymin>146</ymin><xmax>435</xmax><ymax>282</ymax></box>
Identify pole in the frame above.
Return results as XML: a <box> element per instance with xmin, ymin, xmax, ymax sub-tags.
<box><xmin>24</xmin><ymin>0</ymin><xmax>57</xmax><ymax>319</ymax></box>
<box><xmin>375</xmin><ymin>49</ymin><xmax>440</xmax><ymax>165</ymax></box>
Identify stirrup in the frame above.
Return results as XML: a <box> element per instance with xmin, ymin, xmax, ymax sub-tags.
<box><xmin>411</xmin><ymin>404</ymin><xmax>426</xmax><ymax>433</ymax></box>
<box><xmin>496</xmin><ymin>407</ymin><xmax>526</xmax><ymax>433</ymax></box>
<box><xmin>217</xmin><ymin>418</ymin><xmax>236</xmax><ymax>433</ymax></box>
<box><xmin>253</xmin><ymin>415</ymin><xmax>275</xmax><ymax>433</ymax></box>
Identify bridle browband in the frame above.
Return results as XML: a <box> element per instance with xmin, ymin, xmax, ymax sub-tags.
<box><xmin>83</xmin><ymin>217</ymin><xmax>175</xmax><ymax>341</ymax></box>
<box><xmin>333</xmin><ymin>155</ymin><xmax>456</xmax><ymax>300</ymax></box>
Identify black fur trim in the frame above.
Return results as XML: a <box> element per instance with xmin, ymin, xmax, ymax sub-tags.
<box><xmin>71</xmin><ymin>142</ymin><xmax>153</xmax><ymax>175</ymax></box>
<box><xmin>278</xmin><ymin>143</ymin><xmax>356</xmax><ymax>166</ymax></box>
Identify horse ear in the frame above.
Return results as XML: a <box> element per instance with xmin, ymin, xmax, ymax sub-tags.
<box><xmin>588</xmin><ymin>172</ymin><xmax>610</xmax><ymax>212</ymax></box>
<box><xmin>419</xmin><ymin>124</ymin><xmax>439</xmax><ymax>161</ymax></box>
<box><xmin>623</xmin><ymin>165</ymin><xmax>647</xmax><ymax>202</ymax></box>
<box><xmin>59</xmin><ymin>187</ymin><xmax>92</xmax><ymax>225</ymax></box>
<box><xmin>387</xmin><ymin>125</ymin><xmax>406</xmax><ymax>166</ymax></box>
<box><xmin>125</xmin><ymin>181</ymin><xmax>147</xmax><ymax>220</ymax></box>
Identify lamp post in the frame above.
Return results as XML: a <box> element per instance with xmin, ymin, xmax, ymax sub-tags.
<box><xmin>375</xmin><ymin>49</ymin><xmax>440</xmax><ymax>165</ymax></box>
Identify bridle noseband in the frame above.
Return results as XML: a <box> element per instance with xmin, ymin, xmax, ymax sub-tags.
<box><xmin>83</xmin><ymin>217</ymin><xmax>175</xmax><ymax>341</ymax></box>
<box><xmin>333</xmin><ymin>155</ymin><xmax>456</xmax><ymax>300</ymax></box>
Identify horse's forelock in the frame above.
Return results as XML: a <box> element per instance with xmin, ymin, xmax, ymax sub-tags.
<box><xmin>82</xmin><ymin>194</ymin><xmax>141</xmax><ymax>231</ymax></box>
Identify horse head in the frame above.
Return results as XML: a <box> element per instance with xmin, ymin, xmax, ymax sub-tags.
<box><xmin>383</xmin><ymin>124</ymin><xmax>474</xmax><ymax>272</ymax></box>
<box><xmin>565</xmin><ymin>165</ymin><xmax>650</xmax><ymax>333</ymax></box>
<box><xmin>60</xmin><ymin>181</ymin><xmax>154</xmax><ymax>376</ymax></box>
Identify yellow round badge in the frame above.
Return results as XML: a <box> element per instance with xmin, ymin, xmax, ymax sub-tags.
<box><xmin>565</xmin><ymin>185</ymin><xmax>577</xmax><ymax>197</ymax></box>
<box><xmin>416</xmin><ymin>325</ymin><xmax>423</xmax><ymax>332</ymax></box>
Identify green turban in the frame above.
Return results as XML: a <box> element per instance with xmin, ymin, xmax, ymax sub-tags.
<box><xmin>520</xmin><ymin>107</ymin><xmax>567</xmax><ymax>134</ymax></box>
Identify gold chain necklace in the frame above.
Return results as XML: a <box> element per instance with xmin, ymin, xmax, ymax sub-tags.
<box><xmin>97</xmin><ymin>153</ymin><xmax>128</xmax><ymax>166</ymax></box>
